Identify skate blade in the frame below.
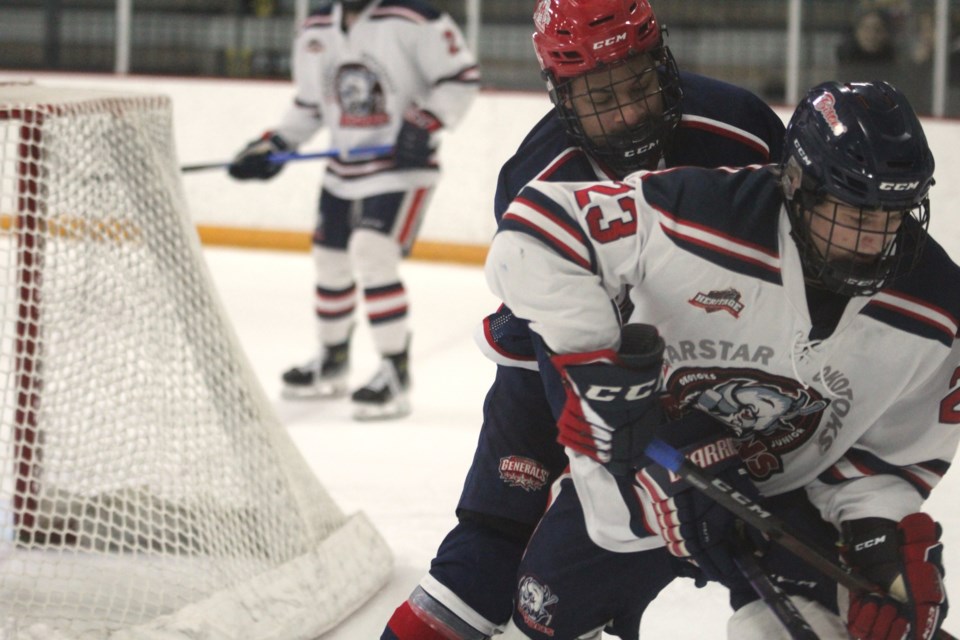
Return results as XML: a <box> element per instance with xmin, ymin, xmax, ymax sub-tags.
<box><xmin>281</xmin><ymin>381</ymin><xmax>348</xmax><ymax>400</ymax></box>
<box><xmin>352</xmin><ymin>397</ymin><xmax>411</xmax><ymax>421</ymax></box>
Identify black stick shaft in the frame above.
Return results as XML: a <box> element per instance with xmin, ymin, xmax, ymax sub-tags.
<box><xmin>733</xmin><ymin>544</ymin><xmax>821</xmax><ymax>640</ymax></box>
<box><xmin>180</xmin><ymin>144</ymin><xmax>393</xmax><ymax>173</ymax></box>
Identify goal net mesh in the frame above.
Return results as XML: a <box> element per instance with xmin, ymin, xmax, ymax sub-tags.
<box><xmin>0</xmin><ymin>82</ymin><xmax>392</xmax><ymax>639</ymax></box>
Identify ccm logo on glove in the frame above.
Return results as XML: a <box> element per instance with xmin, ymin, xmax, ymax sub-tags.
<box><xmin>853</xmin><ymin>534</ymin><xmax>889</xmax><ymax>552</ymax></box>
<box><xmin>581</xmin><ymin>379</ymin><xmax>658</xmax><ymax>402</ymax></box>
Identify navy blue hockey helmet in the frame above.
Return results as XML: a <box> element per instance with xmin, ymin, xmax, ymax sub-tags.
<box><xmin>780</xmin><ymin>81</ymin><xmax>935</xmax><ymax>296</ymax></box>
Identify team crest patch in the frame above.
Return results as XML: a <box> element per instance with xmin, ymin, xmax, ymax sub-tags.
<box><xmin>517</xmin><ymin>575</ymin><xmax>559</xmax><ymax>636</ymax></box>
<box><xmin>666</xmin><ymin>366</ymin><xmax>830</xmax><ymax>481</ymax></box>
<box><xmin>306</xmin><ymin>39</ymin><xmax>324</xmax><ymax>53</ymax></box>
<box><xmin>689</xmin><ymin>288</ymin><xmax>745</xmax><ymax>318</ymax></box>
<box><xmin>335</xmin><ymin>63</ymin><xmax>389</xmax><ymax>127</ymax></box>
<box><xmin>499</xmin><ymin>456</ymin><xmax>549</xmax><ymax>491</ymax></box>
<box><xmin>813</xmin><ymin>91</ymin><xmax>847</xmax><ymax>136</ymax></box>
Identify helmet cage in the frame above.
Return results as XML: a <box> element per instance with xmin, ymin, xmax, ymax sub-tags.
<box><xmin>780</xmin><ymin>81</ymin><xmax>934</xmax><ymax>296</ymax></box>
<box><xmin>546</xmin><ymin>45</ymin><xmax>682</xmax><ymax>175</ymax></box>
<box><xmin>785</xmin><ymin>172</ymin><xmax>930</xmax><ymax>297</ymax></box>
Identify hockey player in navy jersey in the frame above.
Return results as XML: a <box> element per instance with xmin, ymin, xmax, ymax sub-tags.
<box><xmin>228</xmin><ymin>0</ymin><xmax>478</xmax><ymax>420</ymax></box>
<box><xmin>381</xmin><ymin>0</ymin><xmax>785</xmax><ymax>638</ymax></box>
<box><xmin>486</xmin><ymin>80</ymin><xmax>955</xmax><ymax>639</ymax></box>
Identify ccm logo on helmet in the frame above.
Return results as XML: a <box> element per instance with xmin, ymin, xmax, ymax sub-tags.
<box><xmin>592</xmin><ymin>32</ymin><xmax>628</xmax><ymax>50</ymax></box>
<box><xmin>879</xmin><ymin>181</ymin><xmax>920</xmax><ymax>191</ymax></box>
<box><xmin>624</xmin><ymin>141</ymin><xmax>660</xmax><ymax>158</ymax></box>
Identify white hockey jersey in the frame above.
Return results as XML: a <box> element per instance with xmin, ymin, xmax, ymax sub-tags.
<box><xmin>485</xmin><ymin>164</ymin><xmax>960</xmax><ymax>551</ymax></box>
<box><xmin>273</xmin><ymin>0</ymin><xmax>479</xmax><ymax>198</ymax></box>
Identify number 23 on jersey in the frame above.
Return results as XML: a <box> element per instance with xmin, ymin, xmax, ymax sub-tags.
<box><xmin>575</xmin><ymin>183</ymin><xmax>638</xmax><ymax>243</ymax></box>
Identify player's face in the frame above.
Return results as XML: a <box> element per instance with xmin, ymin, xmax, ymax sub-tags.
<box><xmin>566</xmin><ymin>54</ymin><xmax>664</xmax><ymax>145</ymax></box>
<box><xmin>804</xmin><ymin>198</ymin><xmax>904</xmax><ymax>265</ymax></box>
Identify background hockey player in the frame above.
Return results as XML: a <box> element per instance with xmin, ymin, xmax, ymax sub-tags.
<box><xmin>486</xmin><ymin>80</ymin><xmax>955</xmax><ymax>639</ymax></box>
<box><xmin>381</xmin><ymin>0</ymin><xmax>786</xmax><ymax>637</ymax></box>
<box><xmin>228</xmin><ymin>0</ymin><xmax>478</xmax><ymax>420</ymax></box>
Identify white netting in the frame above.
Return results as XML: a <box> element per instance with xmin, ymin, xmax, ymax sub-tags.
<box><xmin>0</xmin><ymin>82</ymin><xmax>392</xmax><ymax>639</ymax></box>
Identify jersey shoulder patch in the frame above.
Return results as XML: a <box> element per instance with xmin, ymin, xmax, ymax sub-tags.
<box><xmin>863</xmin><ymin>238</ymin><xmax>960</xmax><ymax>346</ymax></box>
<box><xmin>669</xmin><ymin>72</ymin><xmax>786</xmax><ymax>165</ymax></box>
<box><xmin>641</xmin><ymin>166</ymin><xmax>783</xmax><ymax>284</ymax></box>
<box><xmin>494</xmin><ymin>113</ymin><xmax>608</xmax><ymax>222</ymax></box>
<box><xmin>500</xmin><ymin>181</ymin><xmax>599</xmax><ymax>274</ymax></box>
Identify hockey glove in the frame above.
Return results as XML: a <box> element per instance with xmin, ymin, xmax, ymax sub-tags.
<box><xmin>228</xmin><ymin>132</ymin><xmax>289</xmax><ymax>180</ymax></box>
<box><xmin>634</xmin><ymin>421</ymin><xmax>764</xmax><ymax>587</ymax></box>
<box><xmin>843</xmin><ymin>513</ymin><xmax>948</xmax><ymax>640</ymax></box>
<box><xmin>551</xmin><ymin>324</ymin><xmax>665</xmax><ymax>475</ymax></box>
<box><xmin>394</xmin><ymin>108</ymin><xmax>441</xmax><ymax>168</ymax></box>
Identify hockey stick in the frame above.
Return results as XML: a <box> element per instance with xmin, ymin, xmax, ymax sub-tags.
<box><xmin>643</xmin><ymin>437</ymin><xmax>958</xmax><ymax>640</ymax></box>
<box><xmin>732</xmin><ymin>533</ymin><xmax>821</xmax><ymax>640</ymax></box>
<box><xmin>180</xmin><ymin>144</ymin><xmax>394</xmax><ymax>173</ymax></box>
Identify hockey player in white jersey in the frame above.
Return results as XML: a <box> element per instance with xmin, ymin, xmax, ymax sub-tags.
<box><xmin>381</xmin><ymin>1</ymin><xmax>788</xmax><ymax>637</ymax></box>
<box><xmin>486</xmin><ymin>81</ymin><xmax>956</xmax><ymax>639</ymax></box>
<box><xmin>228</xmin><ymin>0</ymin><xmax>478</xmax><ymax>419</ymax></box>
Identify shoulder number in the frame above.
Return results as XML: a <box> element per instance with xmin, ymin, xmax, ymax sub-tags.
<box><xmin>939</xmin><ymin>366</ymin><xmax>960</xmax><ymax>424</ymax></box>
<box><xmin>443</xmin><ymin>29</ymin><xmax>461</xmax><ymax>55</ymax></box>
<box><xmin>574</xmin><ymin>183</ymin><xmax>637</xmax><ymax>244</ymax></box>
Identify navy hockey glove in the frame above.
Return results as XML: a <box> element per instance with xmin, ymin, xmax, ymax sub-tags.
<box><xmin>394</xmin><ymin>108</ymin><xmax>441</xmax><ymax>168</ymax></box>
<box><xmin>228</xmin><ymin>132</ymin><xmax>289</xmax><ymax>180</ymax></box>
<box><xmin>551</xmin><ymin>324</ymin><xmax>665</xmax><ymax>475</ymax></box>
<box><xmin>843</xmin><ymin>513</ymin><xmax>948</xmax><ymax>640</ymax></box>
<box><xmin>634</xmin><ymin>426</ymin><xmax>764</xmax><ymax>587</ymax></box>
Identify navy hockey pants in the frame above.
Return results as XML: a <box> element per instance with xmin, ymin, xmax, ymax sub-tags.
<box><xmin>428</xmin><ymin>364</ymin><xmax>569</xmax><ymax>627</ymax></box>
<box><xmin>509</xmin><ymin>478</ymin><xmax>842</xmax><ymax>639</ymax></box>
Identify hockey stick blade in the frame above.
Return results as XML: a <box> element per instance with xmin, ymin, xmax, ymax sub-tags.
<box><xmin>643</xmin><ymin>437</ymin><xmax>958</xmax><ymax>640</ymax></box>
<box><xmin>180</xmin><ymin>144</ymin><xmax>394</xmax><ymax>173</ymax></box>
<box><xmin>733</xmin><ymin>542</ymin><xmax>821</xmax><ymax>640</ymax></box>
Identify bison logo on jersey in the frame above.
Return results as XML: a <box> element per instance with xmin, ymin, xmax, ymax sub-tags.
<box><xmin>335</xmin><ymin>63</ymin><xmax>389</xmax><ymax>127</ymax></box>
<box><xmin>666</xmin><ymin>367</ymin><xmax>829</xmax><ymax>481</ymax></box>
<box><xmin>517</xmin><ymin>575</ymin><xmax>559</xmax><ymax>634</ymax></box>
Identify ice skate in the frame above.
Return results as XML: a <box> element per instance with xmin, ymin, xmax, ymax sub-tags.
<box><xmin>281</xmin><ymin>341</ymin><xmax>349</xmax><ymax>399</ymax></box>
<box><xmin>351</xmin><ymin>349</ymin><xmax>410</xmax><ymax>420</ymax></box>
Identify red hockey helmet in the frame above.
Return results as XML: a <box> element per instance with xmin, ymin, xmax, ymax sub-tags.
<box><xmin>533</xmin><ymin>0</ymin><xmax>664</xmax><ymax>80</ymax></box>
<box><xmin>531</xmin><ymin>0</ymin><xmax>682</xmax><ymax>175</ymax></box>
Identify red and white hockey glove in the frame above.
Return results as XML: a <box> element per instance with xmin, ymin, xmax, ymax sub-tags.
<box><xmin>551</xmin><ymin>324</ymin><xmax>665</xmax><ymax>476</ymax></box>
<box><xmin>394</xmin><ymin>108</ymin><xmax>442</xmax><ymax>168</ymax></box>
<box><xmin>843</xmin><ymin>513</ymin><xmax>948</xmax><ymax>640</ymax></box>
<box><xmin>228</xmin><ymin>131</ymin><xmax>290</xmax><ymax>180</ymax></box>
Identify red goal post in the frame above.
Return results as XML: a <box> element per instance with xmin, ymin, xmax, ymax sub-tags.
<box><xmin>0</xmin><ymin>81</ymin><xmax>392</xmax><ymax>639</ymax></box>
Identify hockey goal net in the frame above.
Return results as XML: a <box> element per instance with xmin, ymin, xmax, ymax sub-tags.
<box><xmin>0</xmin><ymin>82</ymin><xmax>392</xmax><ymax>639</ymax></box>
